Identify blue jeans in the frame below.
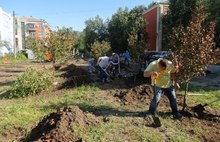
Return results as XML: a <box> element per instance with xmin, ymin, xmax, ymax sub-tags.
<box><xmin>88</xmin><ymin>64</ymin><xmax>95</xmax><ymax>73</ymax></box>
<box><xmin>149</xmin><ymin>85</ymin><xmax>178</xmax><ymax>114</ymax></box>
<box><xmin>99</xmin><ymin>67</ymin><xmax>107</xmax><ymax>82</ymax></box>
<box><xmin>124</xmin><ymin>58</ymin><xmax>130</xmax><ymax>66</ymax></box>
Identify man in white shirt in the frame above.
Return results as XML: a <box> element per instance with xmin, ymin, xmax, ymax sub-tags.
<box><xmin>98</xmin><ymin>55</ymin><xmax>110</xmax><ymax>83</ymax></box>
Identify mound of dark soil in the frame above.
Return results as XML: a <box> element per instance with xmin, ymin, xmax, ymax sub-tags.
<box><xmin>113</xmin><ymin>85</ymin><xmax>153</xmax><ymax>105</ymax></box>
<box><xmin>59</xmin><ymin>64</ymin><xmax>94</xmax><ymax>89</ymax></box>
<box><xmin>27</xmin><ymin>106</ymin><xmax>102</xmax><ymax>142</ymax></box>
<box><xmin>182</xmin><ymin>106</ymin><xmax>220</xmax><ymax>122</ymax></box>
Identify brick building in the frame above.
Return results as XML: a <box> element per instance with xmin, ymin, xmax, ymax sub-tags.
<box><xmin>144</xmin><ymin>2</ymin><xmax>169</xmax><ymax>51</ymax></box>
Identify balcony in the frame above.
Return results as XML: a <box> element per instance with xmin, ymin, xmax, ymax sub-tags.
<box><xmin>25</xmin><ymin>23</ymin><xmax>36</xmax><ymax>31</ymax></box>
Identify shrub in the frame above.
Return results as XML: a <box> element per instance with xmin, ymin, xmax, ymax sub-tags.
<box><xmin>15</xmin><ymin>53</ymin><xmax>28</xmax><ymax>61</ymax></box>
<box><xmin>26</xmin><ymin>36</ymin><xmax>47</xmax><ymax>61</ymax></box>
<box><xmin>0</xmin><ymin>53</ymin><xmax>27</xmax><ymax>62</ymax></box>
<box><xmin>91</xmin><ymin>40</ymin><xmax>111</xmax><ymax>59</ymax></box>
<box><xmin>10</xmin><ymin>68</ymin><xmax>54</xmax><ymax>98</ymax></box>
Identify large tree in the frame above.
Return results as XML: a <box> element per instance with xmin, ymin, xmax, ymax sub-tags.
<box><xmin>47</xmin><ymin>27</ymin><xmax>77</xmax><ymax>66</ymax></box>
<box><xmin>169</xmin><ymin>6</ymin><xmax>220</xmax><ymax>111</ymax></box>
<box><xmin>205</xmin><ymin>0</ymin><xmax>220</xmax><ymax>48</ymax></box>
<box><xmin>162</xmin><ymin>0</ymin><xmax>197</xmax><ymax>49</ymax></box>
<box><xmin>84</xmin><ymin>16</ymin><xmax>109</xmax><ymax>51</ymax></box>
<box><xmin>108</xmin><ymin>6</ymin><xmax>148</xmax><ymax>55</ymax></box>
<box><xmin>108</xmin><ymin>8</ymin><xmax>129</xmax><ymax>53</ymax></box>
<box><xmin>163</xmin><ymin>0</ymin><xmax>220</xmax><ymax>49</ymax></box>
<box><xmin>74</xmin><ymin>32</ymin><xmax>85</xmax><ymax>53</ymax></box>
<box><xmin>127</xmin><ymin>6</ymin><xmax>148</xmax><ymax>61</ymax></box>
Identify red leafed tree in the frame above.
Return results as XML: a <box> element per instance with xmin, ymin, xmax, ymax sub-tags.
<box><xmin>169</xmin><ymin>6</ymin><xmax>220</xmax><ymax>111</ymax></box>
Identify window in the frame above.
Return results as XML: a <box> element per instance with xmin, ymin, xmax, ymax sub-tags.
<box><xmin>16</xmin><ymin>38</ymin><xmax>18</xmax><ymax>48</ymax></box>
<box><xmin>38</xmin><ymin>32</ymin><xmax>43</xmax><ymax>37</ymax></box>
<box><xmin>30</xmin><ymin>32</ymin><xmax>35</xmax><ymax>36</ymax></box>
<box><xmin>21</xmin><ymin>22</ymin><xmax>26</xmax><ymax>49</ymax></box>
<box><xmin>39</xmin><ymin>24</ymin><xmax>42</xmax><ymax>28</ymax></box>
<box><xmin>26</xmin><ymin>23</ymin><xmax>35</xmax><ymax>30</ymax></box>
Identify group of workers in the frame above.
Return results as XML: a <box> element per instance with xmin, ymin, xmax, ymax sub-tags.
<box><xmin>87</xmin><ymin>50</ymin><xmax>131</xmax><ymax>83</ymax></box>
<box><xmin>87</xmin><ymin>50</ymin><xmax>182</xmax><ymax>119</ymax></box>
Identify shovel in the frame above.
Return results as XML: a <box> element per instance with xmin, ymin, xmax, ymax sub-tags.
<box><xmin>193</xmin><ymin>98</ymin><xmax>220</xmax><ymax>113</ymax></box>
<box><xmin>152</xmin><ymin>76</ymin><xmax>161</xmax><ymax>127</ymax></box>
<box><xmin>100</xmin><ymin>67</ymin><xmax>114</xmax><ymax>80</ymax></box>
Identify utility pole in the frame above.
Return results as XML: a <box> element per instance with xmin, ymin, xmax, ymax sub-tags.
<box><xmin>13</xmin><ymin>10</ymin><xmax>16</xmax><ymax>57</ymax></box>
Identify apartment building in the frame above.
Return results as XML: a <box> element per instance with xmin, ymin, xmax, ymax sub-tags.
<box><xmin>15</xmin><ymin>16</ymin><xmax>51</xmax><ymax>51</ymax></box>
<box><xmin>0</xmin><ymin>8</ymin><xmax>14</xmax><ymax>56</ymax></box>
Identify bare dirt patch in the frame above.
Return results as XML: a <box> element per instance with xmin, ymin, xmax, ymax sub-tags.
<box><xmin>0</xmin><ymin>127</ymin><xmax>26</xmax><ymax>142</ymax></box>
<box><xmin>109</xmin><ymin>84</ymin><xmax>220</xmax><ymax>141</ymax></box>
<box><xmin>180</xmin><ymin>113</ymin><xmax>220</xmax><ymax>142</ymax></box>
<box><xmin>58</xmin><ymin>64</ymin><xmax>94</xmax><ymax>89</ymax></box>
<box><xmin>112</xmin><ymin>85</ymin><xmax>153</xmax><ymax>105</ymax></box>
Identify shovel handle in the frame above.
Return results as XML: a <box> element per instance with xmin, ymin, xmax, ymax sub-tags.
<box><xmin>152</xmin><ymin>74</ymin><xmax>158</xmax><ymax>85</ymax></box>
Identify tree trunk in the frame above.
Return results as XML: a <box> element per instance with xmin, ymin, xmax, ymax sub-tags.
<box><xmin>182</xmin><ymin>82</ymin><xmax>189</xmax><ymax>111</ymax></box>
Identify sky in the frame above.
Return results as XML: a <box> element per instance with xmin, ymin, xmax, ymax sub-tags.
<box><xmin>0</xmin><ymin>0</ymin><xmax>155</xmax><ymax>31</ymax></box>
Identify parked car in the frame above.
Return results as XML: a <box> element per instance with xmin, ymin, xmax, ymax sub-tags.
<box><xmin>152</xmin><ymin>51</ymin><xmax>170</xmax><ymax>59</ymax></box>
<box><xmin>144</xmin><ymin>51</ymin><xmax>158</xmax><ymax>61</ymax></box>
<box><xmin>142</xmin><ymin>51</ymin><xmax>171</xmax><ymax>70</ymax></box>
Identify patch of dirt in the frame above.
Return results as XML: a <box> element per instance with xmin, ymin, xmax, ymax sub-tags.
<box><xmin>111</xmin><ymin>85</ymin><xmax>169</xmax><ymax>106</ymax></box>
<box><xmin>72</xmin><ymin>58</ymin><xmax>87</xmax><ymax>65</ymax></box>
<box><xmin>111</xmin><ymin>84</ymin><xmax>220</xmax><ymax>141</ymax></box>
<box><xmin>181</xmin><ymin>107</ymin><xmax>220</xmax><ymax>142</ymax></box>
<box><xmin>180</xmin><ymin>109</ymin><xmax>220</xmax><ymax>142</ymax></box>
<box><xmin>112</xmin><ymin>85</ymin><xmax>153</xmax><ymax>105</ymax></box>
<box><xmin>27</xmin><ymin>106</ymin><xmax>103</xmax><ymax>142</ymax></box>
<box><xmin>0</xmin><ymin>127</ymin><xmax>26</xmax><ymax>142</ymax></box>
<box><xmin>58</xmin><ymin>64</ymin><xmax>94</xmax><ymax>89</ymax></box>
<box><xmin>182</xmin><ymin>106</ymin><xmax>220</xmax><ymax>122</ymax></box>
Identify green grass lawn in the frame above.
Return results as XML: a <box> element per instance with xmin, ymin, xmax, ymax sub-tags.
<box><xmin>178</xmin><ymin>84</ymin><xmax>220</xmax><ymax>108</ymax></box>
